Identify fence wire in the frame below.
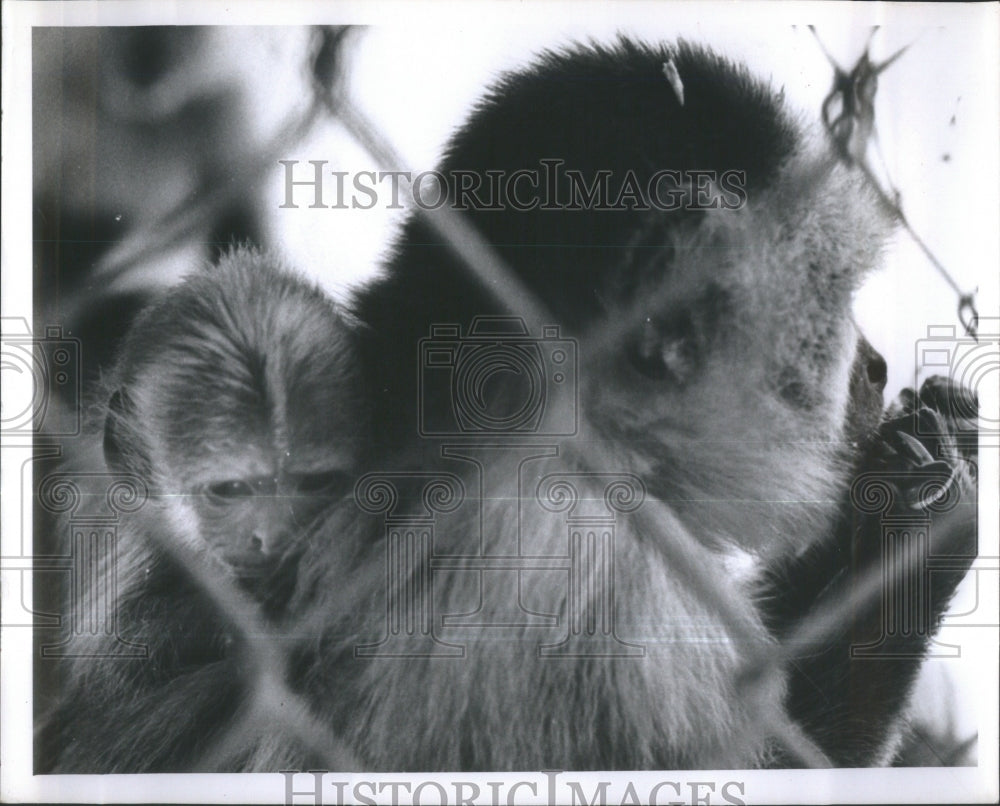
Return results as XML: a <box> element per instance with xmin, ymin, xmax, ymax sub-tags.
<box><xmin>38</xmin><ymin>25</ymin><xmax>978</xmax><ymax>774</ymax></box>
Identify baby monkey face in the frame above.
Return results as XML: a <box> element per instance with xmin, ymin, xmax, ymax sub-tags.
<box><xmin>191</xmin><ymin>464</ymin><xmax>353</xmax><ymax>575</ymax></box>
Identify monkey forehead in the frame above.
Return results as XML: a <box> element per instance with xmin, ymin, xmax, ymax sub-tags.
<box><xmin>147</xmin><ymin>366</ymin><xmax>359</xmax><ymax>469</ymax></box>
<box><xmin>179</xmin><ymin>446</ymin><xmax>274</xmax><ymax>486</ymax></box>
<box><xmin>119</xmin><ymin>247</ymin><xmax>356</xmax><ymax>384</ymax></box>
<box><xmin>587</xmin><ymin>152</ymin><xmax>887</xmax><ymax>362</ymax></box>
<box><xmin>162</xmin><ymin>428</ymin><xmax>357</xmax><ymax>488</ymax></box>
<box><xmin>662</xmin><ymin>154</ymin><xmax>887</xmax><ymax>301</ymax></box>
<box><xmin>118</xmin><ymin>246</ymin><xmax>360</xmax><ymax>439</ymax></box>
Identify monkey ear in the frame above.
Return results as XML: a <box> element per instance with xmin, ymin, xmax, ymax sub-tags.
<box><xmin>103</xmin><ymin>389</ymin><xmax>148</xmax><ymax>478</ymax></box>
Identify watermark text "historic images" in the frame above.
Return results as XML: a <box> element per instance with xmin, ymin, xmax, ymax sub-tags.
<box><xmin>279</xmin><ymin>159</ymin><xmax>747</xmax><ymax>212</ymax></box>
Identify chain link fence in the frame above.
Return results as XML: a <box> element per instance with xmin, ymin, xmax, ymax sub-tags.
<box><xmin>28</xmin><ymin>25</ymin><xmax>982</xmax><ymax>775</ymax></box>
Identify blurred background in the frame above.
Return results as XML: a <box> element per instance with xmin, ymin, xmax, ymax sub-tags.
<box><xmin>28</xmin><ymin>17</ymin><xmax>997</xmax><ymax>768</ymax></box>
<box><xmin>32</xmin><ymin>22</ymin><xmax>996</xmax><ymax>398</ymax></box>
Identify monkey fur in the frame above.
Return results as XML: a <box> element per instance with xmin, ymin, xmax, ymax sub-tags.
<box><xmin>39</xmin><ymin>38</ymin><xmax>977</xmax><ymax>773</ymax></box>
<box><xmin>39</xmin><ymin>249</ymin><xmax>363</xmax><ymax>771</ymax></box>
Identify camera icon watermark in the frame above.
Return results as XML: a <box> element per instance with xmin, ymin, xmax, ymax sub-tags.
<box><xmin>914</xmin><ymin>319</ymin><xmax>998</xmax><ymax>437</ymax></box>
<box><xmin>1</xmin><ymin>317</ymin><xmax>81</xmax><ymax>435</ymax></box>
<box><xmin>418</xmin><ymin>316</ymin><xmax>577</xmax><ymax>437</ymax></box>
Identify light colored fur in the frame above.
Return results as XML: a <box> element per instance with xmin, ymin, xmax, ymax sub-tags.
<box><xmin>241</xmin><ymin>149</ymin><xmax>889</xmax><ymax>771</ymax></box>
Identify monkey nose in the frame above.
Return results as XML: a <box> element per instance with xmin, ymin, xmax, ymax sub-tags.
<box><xmin>866</xmin><ymin>352</ymin><xmax>887</xmax><ymax>392</ymax></box>
<box><xmin>225</xmin><ymin>530</ymin><xmax>287</xmax><ymax>576</ymax></box>
<box><xmin>857</xmin><ymin>337</ymin><xmax>887</xmax><ymax>394</ymax></box>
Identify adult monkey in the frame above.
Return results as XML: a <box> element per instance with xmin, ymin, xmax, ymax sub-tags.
<box><xmin>41</xmin><ymin>38</ymin><xmax>976</xmax><ymax>772</ymax></box>
<box><xmin>266</xmin><ymin>38</ymin><xmax>973</xmax><ymax>770</ymax></box>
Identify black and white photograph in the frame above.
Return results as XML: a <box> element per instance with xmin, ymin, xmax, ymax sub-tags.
<box><xmin>1</xmin><ymin>2</ymin><xmax>998</xmax><ymax>804</ymax></box>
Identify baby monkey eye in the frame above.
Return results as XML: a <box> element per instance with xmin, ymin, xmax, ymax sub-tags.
<box><xmin>204</xmin><ymin>480</ymin><xmax>256</xmax><ymax>502</ymax></box>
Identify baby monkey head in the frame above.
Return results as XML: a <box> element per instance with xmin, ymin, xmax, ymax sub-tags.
<box><xmin>102</xmin><ymin>247</ymin><xmax>362</xmax><ymax>577</ymax></box>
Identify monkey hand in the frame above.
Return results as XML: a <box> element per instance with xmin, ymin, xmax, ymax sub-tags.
<box><xmin>877</xmin><ymin>376</ymin><xmax>977</xmax><ymax>502</ymax></box>
<box><xmin>859</xmin><ymin>375</ymin><xmax>978</xmax><ymax>573</ymax></box>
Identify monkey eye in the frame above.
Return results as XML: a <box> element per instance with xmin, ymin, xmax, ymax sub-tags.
<box><xmin>295</xmin><ymin>471</ymin><xmax>351</xmax><ymax>496</ymax></box>
<box><xmin>627</xmin><ymin>315</ymin><xmax>696</xmax><ymax>384</ymax></box>
<box><xmin>204</xmin><ymin>480</ymin><xmax>256</xmax><ymax>502</ymax></box>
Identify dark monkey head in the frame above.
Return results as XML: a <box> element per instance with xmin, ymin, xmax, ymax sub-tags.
<box><xmin>355</xmin><ymin>39</ymin><xmax>892</xmax><ymax>551</ymax></box>
<box><xmin>266</xmin><ymin>40</ymin><xmax>905</xmax><ymax>772</ymax></box>
<box><xmin>103</xmin><ymin>248</ymin><xmax>362</xmax><ymax>579</ymax></box>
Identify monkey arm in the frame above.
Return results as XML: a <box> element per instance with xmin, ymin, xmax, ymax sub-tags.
<box><xmin>43</xmin><ymin>656</ymin><xmax>243</xmax><ymax>773</ymax></box>
<box><xmin>760</xmin><ymin>378</ymin><xmax>978</xmax><ymax>766</ymax></box>
<box><xmin>39</xmin><ymin>575</ymin><xmax>245</xmax><ymax>773</ymax></box>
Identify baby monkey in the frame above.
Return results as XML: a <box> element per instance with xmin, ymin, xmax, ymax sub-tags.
<box><xmin>104</xmin><ymin>247</ymin><xmax>362</xmax><ymax>597</ymax></box>
<box><xmin>41</xmin><ymin>247</ymin><xmax>362</xmax><ymax>771</ymax></box>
